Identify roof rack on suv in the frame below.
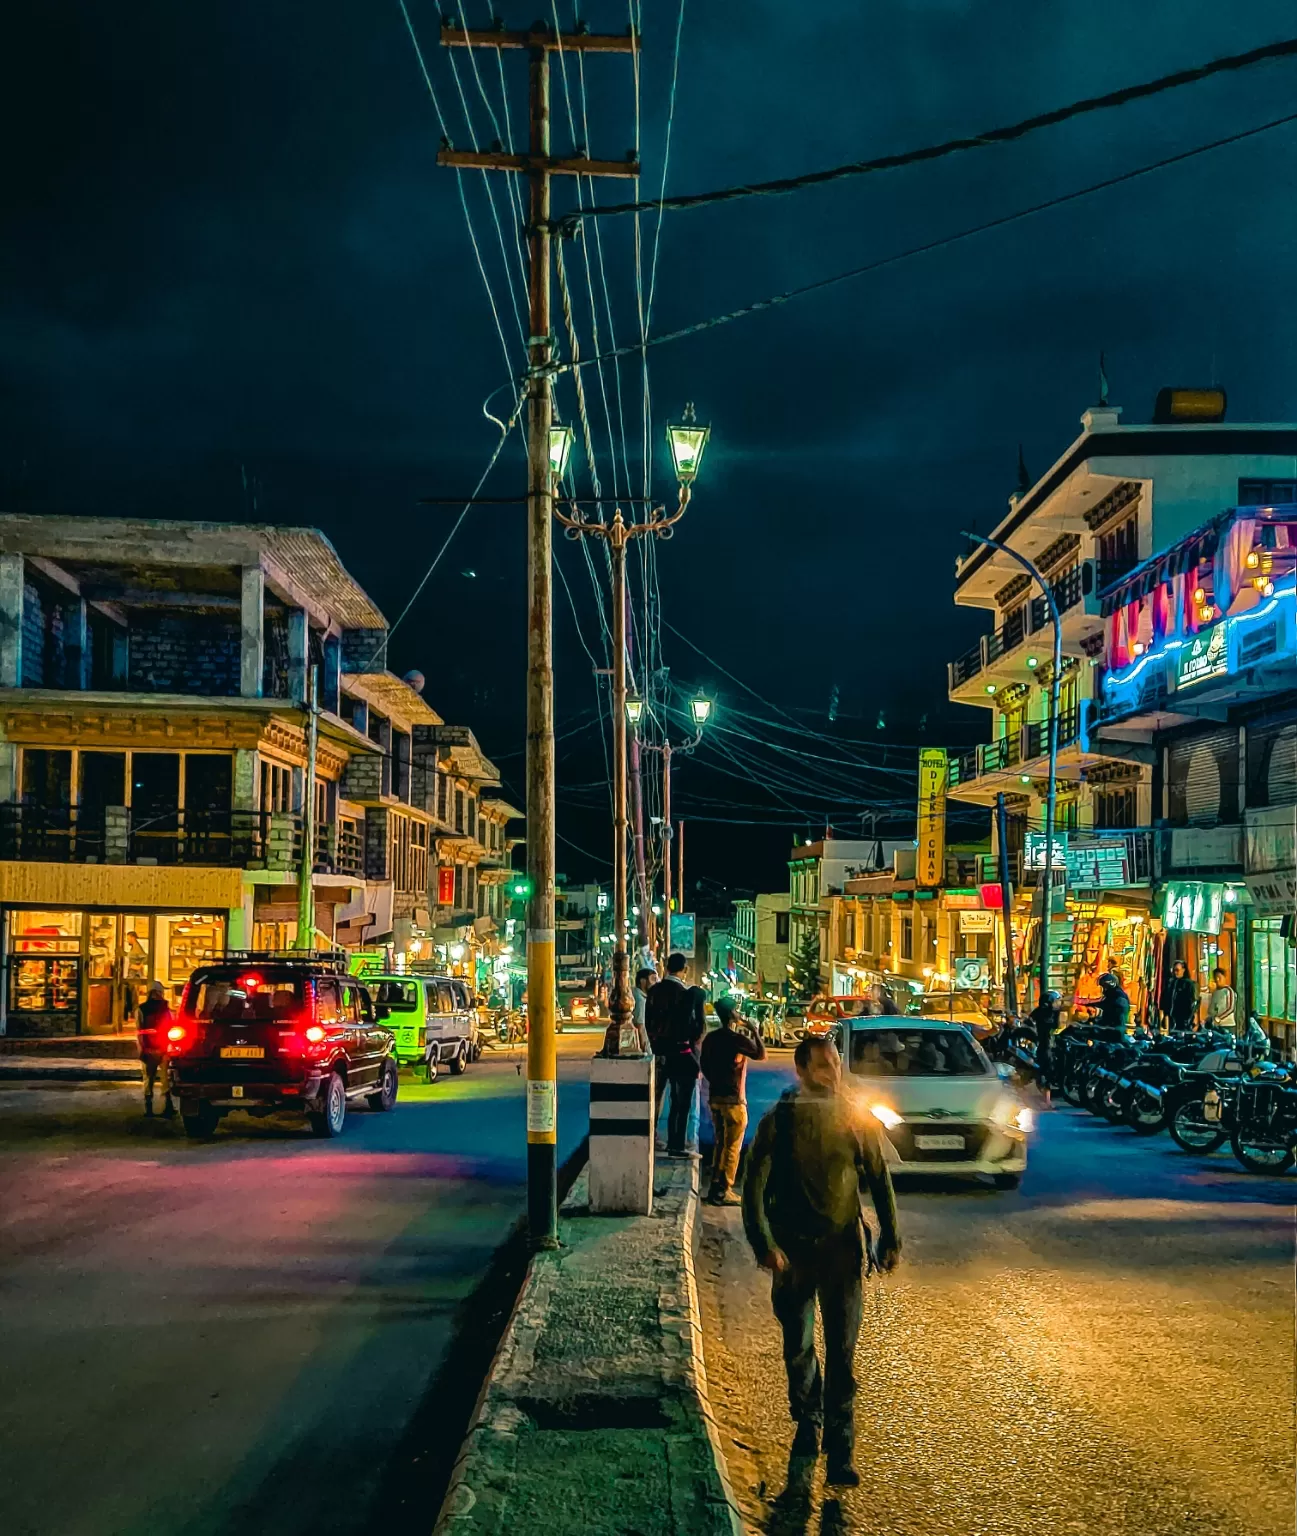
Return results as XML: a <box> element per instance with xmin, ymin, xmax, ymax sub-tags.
<box><xmin>218</xmin><ymin>949</ymin><xmax>352</xmax><ymax>971</ymax></box>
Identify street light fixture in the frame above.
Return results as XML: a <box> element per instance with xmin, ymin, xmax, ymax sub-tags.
<box><xmin>548</xmin><ymin>423</ymin><xmax>574</xmax><ymax>479</ymax></box>
<box><xmin>666</xmin><ymin>404</ymin><xmax>710</xmax><ymax>485</ymax></box>
<box><xmin>689</xmin><ymin>692</ymin><xmax>713</xmax><ymax>727</ymax></box>
<box><xmin>554</xmin><ymin>425</ymin><xmax>708</xmax><ymax>1055</ymax></box>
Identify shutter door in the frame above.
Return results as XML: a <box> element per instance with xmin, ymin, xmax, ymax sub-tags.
<box><xmin>1266</xmin><ymin>726</ymin><xmax>1297</xmax><ymax>807</ymax></box>
<box><xmin>1170</xmin><ymin>727</ymin><xmax>1238</xmax><ymax>827</ymax></box>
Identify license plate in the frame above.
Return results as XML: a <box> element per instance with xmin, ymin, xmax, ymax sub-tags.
<box><xmin>220</xmin><ymin>1046</ymin><xmax>264</xmax><ymax>1059</ymax></box>
<box><xmin>914</xmin><ymin>1134</ymin><xmax>965</xmax><ymax>1151</ymax></box>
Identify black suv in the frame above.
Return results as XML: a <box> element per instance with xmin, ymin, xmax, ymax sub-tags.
<box><xmin>166</xmin><ymin>951</ymin><xmax>397</xmax><ymax>1140</ymax></box>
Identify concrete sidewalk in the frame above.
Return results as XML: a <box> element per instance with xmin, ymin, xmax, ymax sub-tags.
<box><xmin>435</xmin><ymin>1159</ymin><xmax>743</xmax><ymax>1536</ymax></box>
<box><xmin>0</xmin><ymin>1058</ymin><xmax>141</xmax><ymax>1082</ymax></box>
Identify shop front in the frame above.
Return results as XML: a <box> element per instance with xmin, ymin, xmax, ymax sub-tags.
<box><xmin>1159</xmin><ymin>880</ymin><xmax>1244</xmax><ymax>1025</ymax></box>
<box><xmin>5</xmin><ymin>906</ymin><xmax>227</xmax><ymax>1036</ymax></box>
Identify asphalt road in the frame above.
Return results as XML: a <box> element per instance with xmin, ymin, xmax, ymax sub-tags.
<box><xmin>699</xmin><ymin>1059</ymin><xmax>1296</xmax><ymax>1536</ymax></box>
<box><xmin>0</xmin><ymin>1032</ymin><xmax>599</xmax><ymax>1536</ymax></box>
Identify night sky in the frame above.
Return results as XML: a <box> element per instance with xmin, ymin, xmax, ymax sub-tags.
<box><xmin>3</xmin><ymin>3</ymin><xmax>1295</xmax><ymax>903</ymax></box>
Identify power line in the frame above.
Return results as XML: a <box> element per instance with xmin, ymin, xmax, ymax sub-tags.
<box><xmin>554</xmin><ymin>35</ymin><xmax>1297</xmax><ymax>231</ymax></box>
<box><xmin>564</xmin><ymin>107</ymin><xmax>1297</xmax><ymax>372</ymax></box>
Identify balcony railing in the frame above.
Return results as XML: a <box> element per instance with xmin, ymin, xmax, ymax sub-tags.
<box><xmin>947</xmin><ymin>707</ymin><xmax>1086</xmax><ymax>789</ymax></box>
<box><xmin>948</xmin><ymin>564</ymin><xmax>1087</xmax><ymax>692</ymax></box>
<box><xmin>0</xmin><ymin>803</ymin><xmax>302</xmax><ymax>869</ymax></box>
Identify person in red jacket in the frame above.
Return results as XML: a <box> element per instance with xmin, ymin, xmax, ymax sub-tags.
<box><xmin>136</xmin><ymin>981</ymin><xmax>176</xmax><ymax>1119</ymax></box>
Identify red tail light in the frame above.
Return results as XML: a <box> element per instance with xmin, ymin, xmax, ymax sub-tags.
<box><xmin>165</xmin><ymin>1024</ymin><xmax>189</xmax><ymax>1053</ymax></box>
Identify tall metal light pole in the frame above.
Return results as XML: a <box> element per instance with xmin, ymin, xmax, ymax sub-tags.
<box><xmin>960</xmin><ymin>531</ymin><xmax>1062</xmax><ymax>1008</ymax></box>
<box><xmin>640</xmin><ymin>691</ymin><xmax>712</xmax><ymax>965</ymax></box>
<box><xmin>556</xmin><ymin>412</ymin><xmax>710</xmax><ymax>1054</ymax></box>
<box><xmin>295</xmin><ymin>666</ymin><xmax>319</xmax><ymax>950</ymax></box>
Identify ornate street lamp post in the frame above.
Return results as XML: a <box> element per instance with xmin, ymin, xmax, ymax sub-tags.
<box><xmin>556</xmin><ymin>408</ymin><xmax>709</xmax><ymax>1054</ymax></box>
<box><xmin>960</xmin><ymin>530</ymin><xmax>1062</xmax><ymax>1012</ymax></box>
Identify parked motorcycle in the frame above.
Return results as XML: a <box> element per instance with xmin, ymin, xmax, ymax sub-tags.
<box><xmin>1116</xmin><ymin>1028</ymin><xmax>1238</xmax><ymax>1135</ymax></box>
<box><xmin>1228</xmin><ymin>1067</ymin><xmax>1297</xmax><ymax>1174</ymax></box>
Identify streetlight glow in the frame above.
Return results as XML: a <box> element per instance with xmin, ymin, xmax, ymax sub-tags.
<box><xmin>689</xmin><ymin>692</ymin><xmax>713</xmax><ymax>726</ymax></box>
<box><xmin>666</xmin><ymin>404</ymin><xmax>710</xmax><ymax>485</ymax></box>
<box><xmin>625</xmin><ymin>694</ymin><xmax>644</xmax><ymax>725</ymax></box>
<box><xmin>548</xmin><ymin>423</ymin><xmax>574</xmax><ymax>479</ymax></box>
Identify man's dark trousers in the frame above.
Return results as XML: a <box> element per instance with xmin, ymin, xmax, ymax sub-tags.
<box><xmin>771</xmin><ymin>1228</ymin><xmax>863</xmax><ymax>1459</ymax></box>
<box><xmin>665</xmin><ymin>1052</ymin><xmax>699</xmax><ymax>1154</ymax></box>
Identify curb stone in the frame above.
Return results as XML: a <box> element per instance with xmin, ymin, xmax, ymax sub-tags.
<box><xmin>434</xmin><ymin>1161</ymin><xmax>745</xmax><ymax>1536</ymax></box>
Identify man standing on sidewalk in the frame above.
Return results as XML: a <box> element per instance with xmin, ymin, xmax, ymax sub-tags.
<box><xmin>137</xmin><ymin>980</ymin><xmax>176</xmax><ymax>1119</ymax></box>
<box><xmin>700</xmin><ymin>994</ymin><xmax>766</xmax><ymax>1205</ymax></box>
<box><xmin>742</xmin><ymin>1036</ymin><xmax>900</xmax><ymax>1487</ymax></box>
<box><xmin>646</xmin><ymin>952</ymin><xmax>705</xmax><ymax>1157</ymax></box>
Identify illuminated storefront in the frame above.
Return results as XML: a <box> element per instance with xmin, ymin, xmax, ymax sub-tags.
<box><xmin>6</xmin><ymin>906</ymin><xmax>226</xmax><ymax>1035</ymax></box>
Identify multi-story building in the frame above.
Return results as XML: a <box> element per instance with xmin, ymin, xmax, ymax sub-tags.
<box><xmin>788</xmin><ymin>839</ymin><xmax>908</xmax><ymax>992</ymax></box>
<box><xmin>0</xmin><ymin>516</ymin><xmax>403</xmax><ymax>1034</ymax></box>
<box><xmin>1096</xmin><ymin>497</ymin><xmax>1295</xmax><ymax>1049</ymax></box>
<box><xmin>731</xmin><ymin>893</ymin><xmax>791</xmax><ymax>1000</ymax></box>
<box><xmin>945</xmin><ymin>393</ymin><xmax>1296</xmax><ymax>1030</ymax></box>
<box><xmin>0</xmin><ymin>514</ymin><xmax>517</xmax><ymax>1037</ymax></box>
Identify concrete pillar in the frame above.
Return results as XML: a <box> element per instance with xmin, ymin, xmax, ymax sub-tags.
<box><xmin>588</xmin><ymin>1055</ymin><xmax>654</xmax><ymax>1215</ymax></box>
<box><xmin>0</xmin><ymin>554</ymin><xmax>23</xmax><ymax>689</ymax></box>
<box><xmin>321</xmin><ymin>633</ymin><xmax>341</xmax><ymax>715</ymax></box>
<box><xmin>0</xmin><ymin>742</ymin><xmax>17</xmax><ymax>802</ymax></box>
<box><xmin>233</xmin><ymin>748</ymin><xmax>258</xmax><ymax>812</ymax></box>
<box><xmin>72</xmin><ymin>599</ymin><xmax>91</xmax><ymax>690</ymax></box>
<box><xmin>287</xmin><ymin>608</ymin><xmax>308</xmax><ymax>704</ymax></box>
<box><xmin>104</xmin><ymin>806</ymin><xmax>129</xmax><ymax>863</ymax></box>
<box><xmin>240</xmin><ymin>565</ymin><xmax>265</xmax><ymax>699</ymax></box>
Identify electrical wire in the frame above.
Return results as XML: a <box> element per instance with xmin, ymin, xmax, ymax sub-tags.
<box><xmin>565</xmin><ymin>107</ymin><xmax>1297</xmax><ymax>373</ymax></box>
<box><xmin>396</xmin><ymin>0</ymin><xmax>521</xmax><ymax>381</ymax></box>
<box><xmin>554</xmin><ymin>35</ymin><xmax>1297</xmax><ymax>230</ymax></box>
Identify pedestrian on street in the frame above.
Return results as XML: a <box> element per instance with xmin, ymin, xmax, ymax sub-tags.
<box><xmin>700</xmin><ymin>994</ymin><xmax>766</xmax><ymax>1205</ymax></box>
<box><xmin>632</xmin><ymin>965</ymin><xmax>655</xmax><ymax>1063</ymax></box>
<box><xmin>137</xmin><ymin>980</ymin><xmax>176</xmax><ymax>1119</ymax></box>
<box><xmin>1207</xmin><ymin>967</ymin><xmax>1237</xmax><ymax>1035</ymax></box>
<box><xmin>645</xmin><ymin>952</ymin><xmax>705</xmax><ymax>1157</ymax></box>
<box><xmin>1162</xmin><ymin>961</ymin><xmax>1198</xmax><ymax>1032</ymax></box>
<box><xmin>742</xmin><ymin>1036</ymin><xmax>901</xmax><ymax>1487</ymax></box>
<box><xmin>1029</xmin><ymin>989</ymin><xmax>1062</xmax><ymax>1089</ymax></box>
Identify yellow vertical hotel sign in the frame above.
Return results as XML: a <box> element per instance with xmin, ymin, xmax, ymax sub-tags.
<box><xmin>917</xmin><ymin>748</ymin><xmax>948</xmax><ymax>887</ymax></box>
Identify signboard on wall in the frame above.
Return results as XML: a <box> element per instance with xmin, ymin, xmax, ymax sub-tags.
<box><xmin>954</xmin><ymin>957</ymin><xmax>990</xmax><ymax>990</ymax></box>
<box><xmin>916</xmin><ymin>749</ymin><xmax>948</xmax><ymax>887</ymax></box>
<box><xmin>668</xmin><ymin>912</ymin><xmax>696</xmax><ymax>958</ymax></box>
<box><xmin>1163</xmin><ymin>880</ymin><xmax>1224</xmax><ymax>935</ymax></box>
<box><xmin>1066</xmin><ymin>841</ymin><xmax>1130</xmax><ymax>889</ymax></box>
<box><xmin>1246</xmin><ymin>872</ymin><xmax>1296</xmax><ymax>918</ymax></box>
<box><xmin>959</xmin><ymin>910</ymin><xmax>995</xmax><ymax>934</ymax></box>
<box><xmin>1024</xmin><ymin>833</ymin><xmax>1067</xmax><ymax>869</ymax></box>
<box><xmin>1176</xmin><ymin>622</ymin><xmax>1228</xmax><ymax>690</ymax></box>
<box><xmin>438</xmin><ymin>867</ymin><xmax>455</xmax><ymax>906</ymax></box>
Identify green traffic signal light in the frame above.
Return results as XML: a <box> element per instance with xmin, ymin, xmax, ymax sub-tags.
<box><xmin>509</xmin><ymin>875</ymin><xmax>534</xmax><ymax>901</ymax></box>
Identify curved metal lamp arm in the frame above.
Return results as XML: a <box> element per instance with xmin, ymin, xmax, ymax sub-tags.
<box><xmin>554</xmin><ymin>485</ymin><xmax>691</xmax><ymax>544</ymax></box>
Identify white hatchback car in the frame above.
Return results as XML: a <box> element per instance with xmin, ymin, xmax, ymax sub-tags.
<box><xmin>845</xmin><ymin>1020</ymin><xmax>1031</xmax><ymax>1188</ymax></box>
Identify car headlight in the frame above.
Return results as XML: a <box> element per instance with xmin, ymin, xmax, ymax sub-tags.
<box><xmin>991</xmin><ymin>1097</ymin><xmax>1033</xmax><ymax>1133</ymax></box>
<box><xmin>870</xmin><ymin>1103</ymin><xmax>903</xmax><ymax>1130</ymax></box>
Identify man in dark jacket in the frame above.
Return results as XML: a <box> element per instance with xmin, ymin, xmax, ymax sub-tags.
<box><xmin>1029</xmin><ymin>989</ymin><xmax>1062</xmax><ymax>1087</ymax></box>
<box><xmin>645</xmin><ymin>952</ymin><xmax>706</xmax><ymax>1156</ymax></box>
<box><xmin>700</xmin><ymin>994</ymin><xmax>766</xmax><ymax>1204</ymax></box>
<box><xmin>1162</xmin><ymin>961</ymin><xmax>1198</xmax><ymax>1032</ymax></box>
<box><xmin>136</xmin><ymin>980</ymin><xmax>176</xmax><ymax>1119</ymax></box>
<box><xmin>1095</xmin><ymin>972</ymin><xmax>1132</xmax><ymax>1033</ymax></box>
<box><xmin>743</xmin><ymin>1037</ymin><xmax>900</xmax><ymax>1486</ymax></box>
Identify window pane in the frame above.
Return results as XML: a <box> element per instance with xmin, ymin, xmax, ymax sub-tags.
<box><xmin>22</xmin><ymin>749</ymin><xmax>72</xmax><ymax>806</ymax></box>
<box><xmin>186</xmin><ymin>755</ymin><xmax>232</xmax><ymax>811</ymax></box>
<box><xmin>79</xmin><ymin>751</ymin><xmax>126</xmax><ymax>809</ymax></box>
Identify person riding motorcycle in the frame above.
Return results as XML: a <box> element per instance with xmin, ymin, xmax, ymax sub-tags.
<box><xmin>1094</xmin><ymin>972</ymin><xmax>1132</xmax><ymax>1033</ymax></box>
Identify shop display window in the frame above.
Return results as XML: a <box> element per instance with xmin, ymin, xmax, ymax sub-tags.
<box><xmin>1252</xmin><ymin>919</ymin><xmax>1296</xmax><ymax>1026</ymax></box>
<box><xmin>9</xmin><ymin>911</ymin><xmax>83</xmax><ymax>1015</ymax></box>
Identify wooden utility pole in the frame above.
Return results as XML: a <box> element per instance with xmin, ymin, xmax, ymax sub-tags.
<box><xmin>676</xmin><ymin>819</ymin><xmax>684</xmax><ymax>923</ymax></box>
<box><xmin>295</xmin><ymin>666</ymin><xmax>318</xmax><ymax>950</ymax></box>
<box><xmin>439</xmin><ymin>18</ymin><xmax>638</xmax><ymax>1248</ymax></box>
<box><xmin>995</xmin><ymin>792</ymin><xmax>1019</xmax><ymax>1018</ymax></box>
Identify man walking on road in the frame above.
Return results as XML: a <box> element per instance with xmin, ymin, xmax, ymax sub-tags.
<box><xmin>700</xmin><ymin>994</ymin><xmax>766</xmax><ymax>1204</ymax></box>
<box><xmin>646</xmin><ymin>952</ymin><xmax>705</xmax><ymax>1157</ymax></box>
<box><xmin>137</xmin><ymin>980</ymin><xmax>176</xmax><ymax>1119</ymax></box>
<box><xmin>743</xmin><ymin>1036</ymin><xmax>900</xmax><ymax>1487</ymax></box>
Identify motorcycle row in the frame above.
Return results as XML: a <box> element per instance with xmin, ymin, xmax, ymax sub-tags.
<box><xmin>987</xmin><ymin>1016</ymin><xmax>1297</xmax><ymax>1175</ymax></box>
